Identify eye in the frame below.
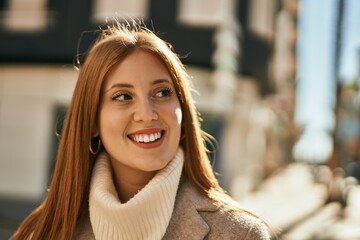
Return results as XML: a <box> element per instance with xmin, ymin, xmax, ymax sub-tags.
<box><xmin>112</xmin><ymin>93</ymin><xmax>133</xmax><ymax>101</ymax></box>
<box><xmin>154</xmin><ymin>87</ymin><xmax>173</xmax><ymax>98</ymax></box>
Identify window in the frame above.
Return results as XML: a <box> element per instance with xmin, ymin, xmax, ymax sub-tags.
<box><xmin>92</xmin><ymin>0</ymin><xmax>149</xmax><ymax>23</ymax></box>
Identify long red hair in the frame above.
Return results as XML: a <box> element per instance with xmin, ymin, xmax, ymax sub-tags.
<box><xmin>13</xmin><ymin>23</ymin><xmax>236</xmax><ymax>239</ymax></box>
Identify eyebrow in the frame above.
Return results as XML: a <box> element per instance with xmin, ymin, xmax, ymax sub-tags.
<box><xmin>152</xmin><ymin>79</ymin><xmax>170</xmax><ymax>85</ymax></box>
<box><xmin>105</xmin><ymin>79</ymin><xmax>171</xmax><ymax>93</ymax></box>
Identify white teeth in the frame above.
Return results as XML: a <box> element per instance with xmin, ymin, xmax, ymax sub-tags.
<box><xmin>131</xmin><ymin>132</ymin><xmax>162</xmax><ymax>143</ymax></box>
<box><xmin>149</xmin><ymin>134</ymin><xmax>155</xmax><ymax>142</ymax></box>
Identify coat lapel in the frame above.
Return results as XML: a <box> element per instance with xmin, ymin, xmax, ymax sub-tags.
<box><xmin>162</xmin><ymin>178</ymin><xmax>218</xmax><ymax>240</ymax></box>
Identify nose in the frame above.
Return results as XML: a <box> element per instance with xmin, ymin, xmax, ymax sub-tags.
<box><xmin>133</xmin><ymin>98</ymin><xmax>158</xmax><ymax>122</ymax></box>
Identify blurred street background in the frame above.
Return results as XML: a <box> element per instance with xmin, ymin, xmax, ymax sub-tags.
<box><xmin>1</xmin><ymin>0</ymin><xmax>360</xmax><ymax>239</ymax></box>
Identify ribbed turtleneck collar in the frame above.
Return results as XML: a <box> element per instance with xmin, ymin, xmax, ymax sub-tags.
<box><xmin>89</xmin><ymin>148</ymin><xmax>184</xmax><ymax>240</ymax></box>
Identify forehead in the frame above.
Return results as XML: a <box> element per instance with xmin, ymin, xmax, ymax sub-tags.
<box><xmin>119</xmin><ymin>50</ymin><xmax>166</xmax><ymax>69</ymax></box>
<box><xmin>104</xmin><ymin>50</ymin><xmax>172</xmax><ymax>85</ymax></box>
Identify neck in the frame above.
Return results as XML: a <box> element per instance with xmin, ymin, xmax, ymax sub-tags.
<box><xmin>89</xmin><ymin>148</ymin><xmax>185</xmax><ymax>240</ymax></box>
<box><xmin>110</xmin><ymin>161</ymin><xmax>157</xmax><ymax>203</ymax></box>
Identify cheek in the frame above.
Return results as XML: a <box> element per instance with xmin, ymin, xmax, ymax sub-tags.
<box><xmin>175</xmin><ymin>108</ymin><xmax>182</xmax><ymax>125</ymax></box>
<box><xmin>159</xmin><ymin>104</ymin><xmax>181</xmax><ymax>129</ymax></box>
<box><xmin>168</xmin><ymin>106</ymin><xmax>182</xmax><ymax>136</ymax></box>
<box><xmin>98</xmin><ymin>108</ymin><xmax>109</xmax><ymax>132</ymax></box>
<box><xmin>98</xmin><ymin>108</ymin><xmax>124</xmax><ymax>135</ymax></box>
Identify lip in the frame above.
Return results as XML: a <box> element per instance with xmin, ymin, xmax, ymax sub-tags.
<box><xmin>129</xmin><ymin>128</ymin><xmax>164</xmax><ymax>135</ymax></box>
<box><xmin>128</xmin><ymin>128</ymin><xmax>165</xmax><ymax>149</ymax></box>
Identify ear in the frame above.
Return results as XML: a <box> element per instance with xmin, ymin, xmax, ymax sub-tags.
<box><xmin>92</xmin><ymin>125</ymin><xmax>99</xmax><ymax>138</ymax></box>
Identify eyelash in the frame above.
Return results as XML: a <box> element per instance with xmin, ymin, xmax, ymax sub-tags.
<box><xmin>111</xmin><ymin>87</ymin><xmax>174</xmax><ymax>102</ymax></box>
<box><xmin>111</xmin><ymin>92</ymin><xmax>132</xmax><ymax>101</ymax></box>
<box><xmin>155</xmin><ymin>87</ymin><xmax>173</xmax><ymax>98</ymax></box>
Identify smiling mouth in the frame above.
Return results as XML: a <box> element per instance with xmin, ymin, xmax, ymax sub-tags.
<box><xmin>128</xmin><ymin>130</ymin><xmax>164</xmax><ymax>143</ymax></box>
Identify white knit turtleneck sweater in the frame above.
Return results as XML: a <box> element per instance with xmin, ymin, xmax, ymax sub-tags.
<box><xmin>89</xmin><ymin>148</ymin><xmax>184</xmax><ymax>240</ymax></box>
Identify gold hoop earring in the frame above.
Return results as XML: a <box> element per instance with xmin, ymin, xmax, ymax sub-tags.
<box><xmin>89</xmin><ymin>138</ymin><xmax>101</xmax><ymax>155</ymax></box>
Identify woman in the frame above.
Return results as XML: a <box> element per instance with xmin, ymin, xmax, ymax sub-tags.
<box><xmin>13</xmin><ymin>22</ymin><xmax>271</xmax><ymax>239</ymax></box>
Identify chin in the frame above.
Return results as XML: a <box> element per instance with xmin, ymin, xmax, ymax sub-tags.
<box><xmin>143</xmin><ymin>158</ymin><xmax>171</xmax><ymax>172</ymax></box>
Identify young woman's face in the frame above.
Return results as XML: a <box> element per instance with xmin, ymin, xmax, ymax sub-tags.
<box><xmin>98</xmin><ymin>50</ymin><xmax>182</xmax><ymax>178</ymax></box>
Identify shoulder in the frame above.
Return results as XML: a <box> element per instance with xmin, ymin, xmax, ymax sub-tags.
<box><xmin>200</xmin><ymin>206</ymin><xmax>271</xmax><ymax>240</ymax></box>
<box><xmin>172</xmin><ymin>178</ymin><xmax>271</xmax><ymax>239</ymax></box>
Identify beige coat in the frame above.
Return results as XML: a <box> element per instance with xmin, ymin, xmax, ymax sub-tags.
<box><xmin>75</xmin><ymin>178</ymin><xmax>270</xmax><ymax>239</ymax></box>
